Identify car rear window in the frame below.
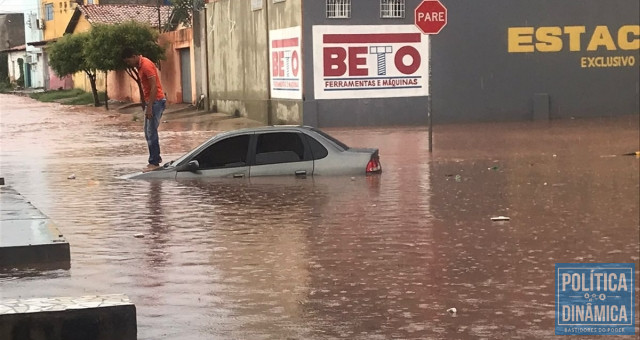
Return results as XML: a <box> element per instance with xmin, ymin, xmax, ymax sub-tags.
<box><xmin>305</xmin><ymin>135</ymin><xmax>328</xmax><ymax>160</ymax></box>
<box><xmin>310</xmin><ymin>128</ymin><xmax>349</xmax><ymax>151</ymax></box>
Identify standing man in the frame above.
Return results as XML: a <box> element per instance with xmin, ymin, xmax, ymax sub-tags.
<box><xmin>121</xmin><ymin>47</ymin><xmax>166</xmax><ymax>172</ymax></box>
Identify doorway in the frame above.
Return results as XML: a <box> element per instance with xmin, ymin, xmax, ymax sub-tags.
<box><xmin>179</xmin><ymin>48</ymin><xmax>192</xmax><ymax>104</ymax></box>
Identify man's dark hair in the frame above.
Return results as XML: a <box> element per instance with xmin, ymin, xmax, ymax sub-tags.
<box><xmin>120</xmin><ymin>47</ymin><xmax>136</xmax><ymax>59</ymax></box>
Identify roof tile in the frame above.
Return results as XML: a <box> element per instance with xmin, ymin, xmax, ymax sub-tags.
<box><xmin>79</xmin><ymin>4</ymin><xmax>172</xmax><ymax>28</ymax></box>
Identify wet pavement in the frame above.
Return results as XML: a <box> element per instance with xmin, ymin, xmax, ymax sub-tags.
<box><xmin>0</xmin><ymin>94</ymin><xmax>638</xmax><ymax>339</ymax></box>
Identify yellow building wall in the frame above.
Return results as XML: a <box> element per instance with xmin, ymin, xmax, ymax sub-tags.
<box><xmin>72</xmin><ymin>15</ymin><xmax>92</xmax><ymax>34</ymax></box>
<box><xmin>73</xmin><ymin>71</ymin><xmax>106</xmax><ymax>94</ymax></box>
<box><xmin>42</xmin><ymin>0</ymin><xmax>100</xmax><ymax>40</ymax></box>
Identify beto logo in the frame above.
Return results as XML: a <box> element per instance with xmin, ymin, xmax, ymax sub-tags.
<box><xmin>269</xmin><ymin>27</ymin><xmax>302</xmax><ymax>100</ymax></box>
<box><xmin>555</xmin><ymin>263</ymin><xmax>635</xmax><ymax>335</ymax></box>
<box><xmin>313</xmin><ymin>25</ymin><xmax>429</xmax><ymax>100</ymax></box>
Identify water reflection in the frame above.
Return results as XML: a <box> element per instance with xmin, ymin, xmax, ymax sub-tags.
<box><xmin>0</xmin><ymin>95</ymin><xmax>638</xmax><ymax>339</ymax></box>
<box><xmin>144</xmin><ymin>180</ymin><xmax>169</xmax><ymax>268</ymax></box>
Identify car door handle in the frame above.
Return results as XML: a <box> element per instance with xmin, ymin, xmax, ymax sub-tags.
<box><xmin>295</xmin><ymin>170</ymin><xmax>307</xmax><ymax>176</ymax></box>
<box><xmin>233</xmin><ymin>173</ymin><xmax>245</xmax><ymax>178</ymax></box>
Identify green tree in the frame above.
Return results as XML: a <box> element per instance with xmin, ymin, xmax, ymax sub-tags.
<box><xmin>165</xmin><ymin>0</ymin><xmax>204</xmax><ymax>31</ymax></box>
<box><xmin>48</xmin><ymin>33</ymin><xmax>101</xmax><ymax>106</ymax></box>
<box><xmin>84</xmin><ymin>21</ymin><xmax>165</xmax><ymax>106</ymax></box>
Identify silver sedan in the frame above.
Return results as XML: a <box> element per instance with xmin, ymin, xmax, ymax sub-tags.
<box><xmin>122</xmin><ymin>126</ymin><xmax>381</xmax><ymax>179</ymax></box>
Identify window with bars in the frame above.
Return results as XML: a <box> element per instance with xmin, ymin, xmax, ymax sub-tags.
<box><xmin>326</xmin><ymin>0</ymin><xmax>351</xmax><ymax>19</ymax></box>
<box><xmin>380</xmin><ymin>0</ymin><xmax>405</xmax><ymax>18</ymax></box>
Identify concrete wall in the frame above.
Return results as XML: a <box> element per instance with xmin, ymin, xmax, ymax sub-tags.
<box><xmin>301</xmin><ymin>0</ymin><xmax>429</xmax><ymax>127</ymax></box>
<box><xmin>204</xmin><ymin>0</ymin><xmax>302</xmax><ymax>124</ymax></box>
<box><xmin>432</xmin><ymin>0</ymin><xmax>640</xmax><ymax>123</ymax></box>
<box><xmin>205</xmin><ymin>0</ymin><xmax>270</xmax><ymax>123</ymax></box>
<box><xmin>0</xmin><ymin>295</ymin><xmax>136</xmax><ymax>340</ymax></box>
<box><xmin>0</xmin><ymin>13</ymin><xmax>25</xmax><ymax>50</ymax></box>
<box><xmin>193</xmin><ymin>7</ymin><xmax>208</xmax><ymax>109</ymax></box>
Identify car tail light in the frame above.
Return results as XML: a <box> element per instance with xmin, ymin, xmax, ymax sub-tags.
<box><xmin>366</xmin><ymin>155</ymin><xmax>382</xmax><ymax>174</ymax></box>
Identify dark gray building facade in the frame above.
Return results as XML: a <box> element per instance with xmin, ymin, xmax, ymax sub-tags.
<box><xmin>430</xmin><ymin>0</ymin><xmax>640</xmax><ymax>123</ymax></box>
<box><xmin>301</xmin><ymin>0</ymin><xmax>639</xmax><ymax>126</ymax></box>
<box><xmin>0</xmin><ymin>13</ymin><xmax>26</xmax><ymax>50</ymax></box>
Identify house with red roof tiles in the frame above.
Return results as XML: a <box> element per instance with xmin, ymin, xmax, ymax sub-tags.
<box><xmin>62</xmin><ymin>3</ymin><xmax>195</xmax><ymax>105</ymax></box>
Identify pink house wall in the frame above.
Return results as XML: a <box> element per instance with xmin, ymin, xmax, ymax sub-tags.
<box><xmin>108</xmin><ymin>69</ymin><xmax>143</xmax><ymax>103</ymax></box>
<box><xmin>107</xmin><ymin>28</ymin><xmax>193</xmax><ymax>105</ymax></box>
<box><xmin>159</xmin><ymin>28</ymin><xmax>194</xmax><ymax>104</ymax></box>
<box><xmin>48</xmin><ymin>66</ymin><xmax>73</xmax><ymax>90</ymax></box>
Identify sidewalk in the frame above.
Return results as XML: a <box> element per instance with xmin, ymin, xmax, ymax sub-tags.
<box><xmin>5</xmin><ymin>89</ymin><xmax>265</xmax><ymax>131</ymax></box>
<box><xmin>112</xmin><ymin>101</ymin><xmax>265</xmax><ymax>131</ymax></box>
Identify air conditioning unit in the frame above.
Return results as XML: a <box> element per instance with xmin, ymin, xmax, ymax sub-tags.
<box><xmin>36</xmin><ymin>19</ymin><xmax>45</xmax><ymax>30</ymax></box>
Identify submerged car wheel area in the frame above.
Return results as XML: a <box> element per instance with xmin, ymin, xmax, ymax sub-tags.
<box><xmin>122</xmin><ymin>126</ymin><xmax>381</xmax><ymax>180</ymax></box>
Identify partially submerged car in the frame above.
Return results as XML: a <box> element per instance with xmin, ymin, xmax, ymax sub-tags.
<box><xmin>122</xmin><ymin>126</ymin><xmax>381</xmax><ymax>179</ymax></box>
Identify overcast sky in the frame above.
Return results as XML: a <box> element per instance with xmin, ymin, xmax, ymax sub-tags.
<box><xmin>0</xmin><ymin>0</ymin><xmax>36</xmax><ymax>14</ymax></box>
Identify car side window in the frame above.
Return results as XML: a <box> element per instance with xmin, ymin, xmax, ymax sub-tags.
<box><xmin>194</xmin><ymin>135</ymin><xmax>250</xmax><ymax>169</ymax></box>
<box><xmin>305</xmin><ymin>134</ymin><xmax>328</xmax><ymax>160</ymax></box>
<box><xmin>255</xmin><ymin>132</ymin><xmax>305</xmax><ymax>165</ymax></box>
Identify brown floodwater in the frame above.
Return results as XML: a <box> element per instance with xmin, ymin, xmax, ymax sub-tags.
<box><xmin>0</xmin><ymin>94</ymin><xmax>638</xmax><ymax>339</ymax></box>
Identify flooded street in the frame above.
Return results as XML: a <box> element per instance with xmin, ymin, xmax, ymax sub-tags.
<box><xmin>0</xmin><ymin>94</ymin><xmax>638</xmax><ymax>339</ymax></box>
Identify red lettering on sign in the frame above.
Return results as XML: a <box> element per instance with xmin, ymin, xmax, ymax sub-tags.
<box><xmin>272</xmin><ymin>51</ymin><xmax>282</xmax><ymax>77</ymax></box>
<box><xmin>323</xmin><ymin>44</ymin><xmax>423</xmax><ymax>76</ymax></box>
<box><xmin>324</xmin><ymin>47</ymin><xmax>347</xmax><ymax>76</ymax></box>
<box><xmin>348</xmin><ymin>47</ymin><xmax>368</xmax><ymax>76</ymax></box>
<box><xmin>394</xmin><ymin>46</ymin><xmax>421</xmax><ymax>74</ymax></box>
<box><xmin>291</xmin><ymin>50</ymin><xmax>299</xmax><ymax>77</ymax></box>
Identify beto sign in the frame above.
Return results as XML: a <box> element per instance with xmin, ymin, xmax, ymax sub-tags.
<box><xmin>312</xmin><ymin>25</ymin><xmax>430</xmax><ymax>99</ymax></box>
<box><xmin>415</xmin><ymin>0</ymin><xmax>447</xmax><ymax>35</ymax></box>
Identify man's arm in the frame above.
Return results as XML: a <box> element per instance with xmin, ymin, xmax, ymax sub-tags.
<box><xmin>146</xmin><ymin>75</ymin><xmax>158</xmax><ymax>118</ymax></box>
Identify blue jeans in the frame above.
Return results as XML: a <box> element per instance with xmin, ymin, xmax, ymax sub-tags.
<box><xmin>144</xmin><ymin>99</ymin><xmax>166</xmax><ymax>165</ymax></box>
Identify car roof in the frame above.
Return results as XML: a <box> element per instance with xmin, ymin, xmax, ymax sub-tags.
<box><xmin>215</xmin><ymin>125</ymin><xmax>315</xmax><ymax>138</ymax></box>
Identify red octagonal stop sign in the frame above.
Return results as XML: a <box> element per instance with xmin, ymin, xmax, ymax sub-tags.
<box><xmin>414</xmin><ymin>0</ymin><xmax>447</xmax><ymax>35</ymax></box>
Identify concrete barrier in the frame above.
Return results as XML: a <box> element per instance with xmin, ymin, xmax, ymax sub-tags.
<box><xmin>0</xmin><ymin>186</ymin><xmax>70</xmax><ymax>269</ymax></box>
<box><xmin>0</xmin><ymin>294</ymin><xmax>137</xmax><ymax>340</ymax></box>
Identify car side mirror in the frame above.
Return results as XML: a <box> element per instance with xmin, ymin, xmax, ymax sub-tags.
<box><xmin>178</xmin><ymin>160</ymin><xmax>200</xmax><ymax>172</ymax></box>
<box><xmin>186</xmin><ymin>160</ymin><xmax>199</xmax><ymax>172</ymax></box>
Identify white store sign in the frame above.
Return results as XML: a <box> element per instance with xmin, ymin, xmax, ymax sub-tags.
<box><xmin>269</xmin><ymin>26</ymin><xmax>303</xmax><ymax>100</ymax></box>
<box><xmin>313</xmin><ymin>25</ymin><xmax>430</xmax><ymax>99</ymax></box>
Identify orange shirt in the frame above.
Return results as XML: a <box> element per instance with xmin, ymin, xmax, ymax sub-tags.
<box><xmin>138</xmin><ymin>56</ymin><xmax>164</xmax><ymax>103</ymax></box>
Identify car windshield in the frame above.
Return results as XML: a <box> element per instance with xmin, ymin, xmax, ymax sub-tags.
<box><xmin>310</xmin><ymin>128</ymin><xmax>349</xmax><ymax>151</ymax></box>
